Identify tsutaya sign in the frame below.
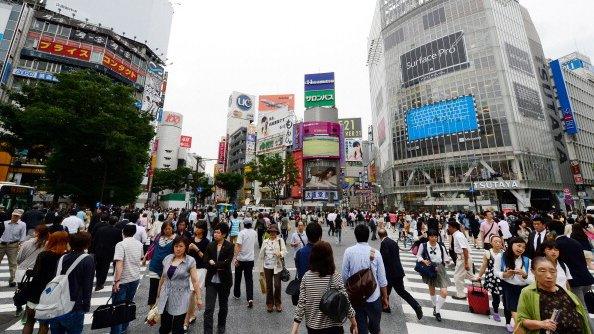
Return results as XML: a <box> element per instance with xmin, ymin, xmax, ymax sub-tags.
<box><xmin>474</xmin><ymin>180</ymin><xmax>520</xmax><ymax>190</ymax></box>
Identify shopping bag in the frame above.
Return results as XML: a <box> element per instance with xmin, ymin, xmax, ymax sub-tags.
<box><xmin>259</xmin><ymin>272</ymin><xmax>267</xmax><ymax>294</ymax></box>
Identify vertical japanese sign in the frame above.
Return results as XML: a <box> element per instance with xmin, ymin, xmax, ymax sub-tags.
<box><xmin>304</xmin><ymin>72</ymin><xmax>335</xmax><ymax>108</ymax></box>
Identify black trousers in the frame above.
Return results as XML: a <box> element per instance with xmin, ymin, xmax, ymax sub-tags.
<box><xmin>257</xmin><ymin>229</ymin><xmax>264</xmax><ymax>248</ymax></box>
<box><xmin>233</xmin><ymin>260</ymin><xmax>254</xmax><ymax>302</ymax></box>
<box><xmin>95</xmin><ymin>255</ymin><xmax>112</xmax><ymax>288</ymax></box>
<box><xmin>159</xmin><ymin>311</ymin><xmax>185</xmax><ymax>334</ymax></box>
<box><xmin>204</xmin><ymin>283</ymin><xmax>231</xmax><ymax>334</ymax></box>
<box><xmin>386</xmin><ymin>277</ymin><xmax>420</xmax><ymax>310</ymax></box>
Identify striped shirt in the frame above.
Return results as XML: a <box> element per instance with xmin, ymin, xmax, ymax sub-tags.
<box><xmin>294</xmin><ymin>271</ymin><xmax>355</xmax><ymax>329</ymax></box>
<box><xmin>113</xmin><ymin>237</ymin><xmax>144</xmax><ymax>284</ymax></box>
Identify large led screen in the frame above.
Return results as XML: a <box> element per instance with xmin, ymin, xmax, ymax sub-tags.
<box><xmin>303</xmin><ymin>136</ymin><xmax>340</xmax><ymax>159</ymax></box>
<box><xmin>405</xmin><ymin>95</ymin><xmax>478</xmax><ymax>142</ymax></box>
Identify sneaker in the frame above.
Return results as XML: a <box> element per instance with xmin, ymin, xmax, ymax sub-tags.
<box><xmin>451</xmin><ymin>295</ymin><xmax>467</xmax><ymax>300</ymax></box>
<box><xmin>492</xmin><ymin>312</ymin><xmax>501</xmax><ymax>322</ymax></box>
<box><xmin>247</xmin><ymin>300</ymin><xmax>253</xmax><ymax>308</ymax></box>
<box><xmin>233</xmin><ymin>295</ymin><xmax>240</xmax><ymax>300</ymax></box>
<box><xmin>8</xmin><ymin>282</ymin><xmax>16</xmax><ymax>288</ymax></box>
<box><xmin>505</xmin><ymin>324</ymin><xmax>514</xmax><ymax>333</ymax></box>
<box><xmin>435</xmin><ymin>312</ymin><xmax>442</xmax><ymax>322</ymax></box>
<box><xmin>433</xmin><ymin>307</ymin><xmax>437</xmax><ymax>317</ymax></box>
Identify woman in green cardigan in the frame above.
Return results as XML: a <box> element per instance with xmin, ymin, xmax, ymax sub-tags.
<box><xmin>516</xmin><ymin>257</ymin><xmax>590</xmax><ymax>334</ymax></box>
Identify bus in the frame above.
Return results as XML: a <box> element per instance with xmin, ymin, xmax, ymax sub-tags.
<box><xmin>0</xmin><ymin>182</ymin><xmax>35</xmax><ymax>212</ymax></box>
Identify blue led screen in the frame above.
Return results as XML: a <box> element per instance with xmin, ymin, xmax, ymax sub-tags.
<box><xmin>406</xmin><ymin>95</ymin><xmax>478</xmax><ymax>142</ymax></box>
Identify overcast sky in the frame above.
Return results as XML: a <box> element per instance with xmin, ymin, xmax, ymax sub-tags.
<box><xmin>164</xmin><ymin>0</ymin><xmax>594</xmax><ymax>175</ymax></box>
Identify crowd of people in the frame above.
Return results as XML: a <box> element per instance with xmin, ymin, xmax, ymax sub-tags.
<box><xmin>0</xmin><ymin>204</ymin><xmax>592</xmax><ymax>333</ymax></box>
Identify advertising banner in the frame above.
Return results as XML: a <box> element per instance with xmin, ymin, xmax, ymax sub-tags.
<box><xmin>102</xmin><ymin>54</ymin><xmax>138</xmax><ymax>81</ymax></box>
<box><xmin>550</xmin><ymin>59</ymin><xmax>578</xmax><ymax>135</ymax></box>
<box><xmin>405</xmin><ymin>95</ymin><xmax>478</xmax><ymax>142</ymax></box>
<box><xmin>305</xmin><ymin>89</ymin><xmax>335</xmax><ymax>108</ymax></box>
<box><xmin>12</xmin><ymin>68</ymin><xmax>58</xmax><ymax>82</ymax></box>
<box><xmin>0</xmin><ymin>3</ymin><xmax>12</xmax><ymax>41</ymax></box>
<box><xmin>37</xmin><ymin>40</ymin><xmax>91</xmax><ymax>61</ymax></box>
<box><xmin>291</xmin><ymin>151</ymin><xmax>303</xmax><ymax>198</ymax></box>
<box><xmin>338</xmin><ymin>118</ymin><xmax>362</xmax><ymax>138</ymax></box>
<box><xmin>303</xmin><ymin>122</ymin><xmax>341</xmax><ymax>137</ymax></box>
<box><xmin>505</xmin><ymin>43</ymin><xmax>534</xmax><ymax>75</ymax></box>
<box><xmin>368</xmin><ymin>162</ymin><xmax>377</xmax><ymax>183</ymax></box>
<box><xmin>161</xmin><ymin>111</ymin><xmax>183</xmax><ymax>128</ymax></box>
<box><xmin>513</xmin><ymin>82</ymin><xmax>543</xmax><ymax>120</ymax></box>
<box><xmin>292</xmin><ymin>123</ymin><xmax>303</xmax><ymax>151</ymax></box>
<box><xmin>304</xmin><ymin>72</ymin><xmax>335</xmax><ymax>91</ymax></box>
<box><xmin>570</xmin><ymin>160</ymin><xmax>585</xmax><ymax>185</ymax></box>
<box><xmin>228</xmin><ymin>91</ymin><xmax>256</xmax><ymax>122</ymax></box>
<box><xmin>258</xmin><ymin>94</ymin><xmax>295</xmax><ymax>141</ymax></box>
<box><xmin>256</xmin><ymin>133</ymin><xmax>287</xmax><ymax>155</ymax></box>
<box><xmin>304</xmin><ymin>190</ymin><xmax>339</xmax><ymax>201</ymax></box>
<box><xmin>217</xmin><ymin>139</ymin><xmax>227</xmax><ymax>165</ymax></box>
<box><xmin>245</xmin><ymin>125</ymin><xmax>257</xmax><ymax>163</ymax></box>
<box><xmin>304</xmin><ymin>160</ymin><xmax>339</xmax><ymax>189</ymax></box>
<box><xmin>180</xmin><ymin>135</ymin><xmax>192</xmax><ymax>148</ymax></box>
<box><xmin>142</xmin><ymin>67</ymin><xmax>163</xmax><ymax>115</ymax></box>
<box><xmin>303</xmin><ymin>136</ymin><xmax>340</xmax><ymax>159</ymax></box>
<box><xmin>400</xmin><ymin>31</ymin><xmax>469</xmax><ymax>88</ymax></box>
<box><xmin>378</xmin><ymin>118</ymin><xmax>386</xmax><ymax>146</ymax></box>
<box><xmin>345</xmin><ymin>138</ymin><xmax>364</xmax><ymax>162</ymax></box>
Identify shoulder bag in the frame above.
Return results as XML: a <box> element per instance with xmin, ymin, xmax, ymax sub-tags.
<box><xmin>319</xmin><ymin>274</ymin><xmax>349</xmax><ymax>323</ymax></box>
<box><xmin>91</xmin><ymin>296</ymin><xmax>136</xmax><ymax>329</ymax></box>
<box><xmin>345</xmin><ymin>249</ymin><xmax>377</xmax><ymax>307</ymax></box>
<box><xmin>414</xmin><ymin>242</ymin><xmax>438</xmax><ymax>279</ymax></box>
<box><xmin>278</xmin><ymin>239</ymin><xmax>291</xmax><ymax>282</ymax></box>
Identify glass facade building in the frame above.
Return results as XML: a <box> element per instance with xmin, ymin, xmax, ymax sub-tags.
<box><xmin>368</xmin><ymin>0</ymin><xmax>562</xmax><ymax>210</ymax></box>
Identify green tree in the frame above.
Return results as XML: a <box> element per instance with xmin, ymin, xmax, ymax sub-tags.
<box><xmin>245</xmin><ymin>153</ymin><xmax>298</xmax><ymax>205</ymax></box>
<box><xmin>151</xmin><ymin>167</ymin><xmax>213</xmax><ymax>202</ymax></box>
<box><xmin>215</xmin><ymin>172</ymin><xmax>244</xmax><ymax>205</ymax></box>
<box><xmin>0</xmin><ymin>70</ymin><xmax>154</xmax><ymax>205</ymax></box>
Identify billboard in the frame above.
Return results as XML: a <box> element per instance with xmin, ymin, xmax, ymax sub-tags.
<box><xmin>338</xmin><ymin>118</ymin><xmax>362</xmax><ymax>138</ymax></box>
<box><xmin>103</xmin><ymin>54</ymin><xmax>138</xmax><ymax>81</ymax></box>
<box><xmin>400</xmin><ymin>31</ymin><xmax>469</xmax><ymax>88</ymax></box>
<box><xmin>217</xmin><ymin>138</ymin><xmax>227</xmax><ymax>165</ymax></box>
<box><xmin>505</xmin><ymin>43</ymin><xmax>534</xmax><ymax>75</ymax></box>
<box><xmin>0</xmin><ymin>3</ymin><xmax>11</xmax><ymax>41</ymax></box>
<box><xmin>303</xmin><ymin>136</ymin><xmax>340</xmax><ymax>159</ymax></box>
<box><xmin>304</xmin><ymin>190</ymin><xmax>339</xmax><ymax>201</ymax></box>
<box><xmin>292</xmin><ymin>123</ymin><xmax>303</xmax><ymax>151</ymax></box>
<box><xmin>258</xmin><ymin>94</ymin><xmax>295</xmax><ymax>142</ymax></box>
<box><xmin>245</xmin><ymin>125</ymin><xmax>257</xmax><ymax>163</ymax></box>
<box><xmin>513</xmin><ymin>82</ymin><xmax>543</xmax><ymax>120</ymax></box>
<box><xmin>256</xmin><ymin>133</ymin><xmax>288</xmax><ymax>155</ymax></box>
<box><xmin>345</xmin><ymin>139</ymin><xmax>363</xmax><ymax>162</ymax></box>
<box><xmin>228</xmin><ymin>92</ymin><xmax>256</xmax><ymax>122</ymax></box>
<box><xmin>180</xmin><ymin>135</ymin><xmax>192</xmax><ymax>148</ymax></box>
<box><xmin>305</xmin><ymin>90</ymin><xmax>335</xmax><ymax>108</ymax></box>
<box><xmin>550</xmin><ymin>59</ymin><xmax>578</xmax><ymax>135</ymax></box>
<box><xmin>304</xmin><ymin>72</ymin><xmax>335</xmax><ymax>91</ymax></box>
<box><xmin>570</xmin><ymin>160</ymin><xmax>585</xmax><ymax>185</ymax></box>
<box><xmin>304</xmin><ymin>160</ymin><xmax>339</xmax><ymax>189</ymax></box>
<box><xmin>142</xmin><ymin>63</ymin><xmax>164</xmax><ymax>116</ymax></box>
<box><xmin>291</xmin><ymin>151</ymin><xmax>303</xmax><ymax>198</ymax></box>
<box><xmin>161</xmin><ymin>111</ymin><xmax>183</xmax><ymax>128</ymax></box>
<box><xmin>405</xmin><ymin>95</ymin><xmax>478</xmax><ymax>142</ymax></box>
<box><xmin>303</xmin><ymin>122</ymin><xmax>341</xmax><ymax>137</ymax></box>
<box><xmin>37</xmin><ymin>40</ymin><xmax>91</xmax><ymax>61</ymax></box>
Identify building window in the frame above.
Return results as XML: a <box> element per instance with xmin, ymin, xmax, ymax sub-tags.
<box><xmin>422</xmin><ymin>7</ymin><xmax>446</xmax><ymax>30</ymax></box>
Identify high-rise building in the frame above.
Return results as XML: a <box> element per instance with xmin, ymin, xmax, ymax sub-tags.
<box><xmin>368</xmin><ymin>0</ymin><xmax>562</xmax><ymax>211</ymax></box>
<box><xmin>550</xmin><ymin>52</ymin><xmax>594</xmax><ymax>207</ymax></box>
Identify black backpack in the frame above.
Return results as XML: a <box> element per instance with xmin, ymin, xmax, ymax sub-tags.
<box><xmin>319</xmin><ymin>275</ymin><xmax>349</xmax><ymax>323</ymax></box>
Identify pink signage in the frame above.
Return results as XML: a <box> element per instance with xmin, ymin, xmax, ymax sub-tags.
<box><xmin>302</xmin><ymin>122</ymin><xmax>340</xmax><ymax>137</ymax></box>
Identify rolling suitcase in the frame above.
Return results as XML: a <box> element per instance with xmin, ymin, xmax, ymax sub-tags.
<box><xmin>467</xmin><ymin>283</ymin><xmax>490</xmax><ymax>315</ymax></box>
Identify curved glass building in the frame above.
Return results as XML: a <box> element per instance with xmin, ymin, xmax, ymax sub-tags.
<box><xmin>368</xmin><ymin>0</ymin><xmax>563</xmax><ymax>211</ymax></box>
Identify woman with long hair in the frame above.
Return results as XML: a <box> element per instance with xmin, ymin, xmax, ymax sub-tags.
<box><xmin>475</xmin><ymin>235</ymin><xmax>507</xmax><ymax>323</ymax></box>
<box><xmin>533</xmin><ymin>239</ymin><xmax>572</xmax><ymax>289</ymax></box>
<box><xmin>15</xmin><ymin>225</ymin><xmax>50</xmax><ymax>314</ymax></box>
<box><xmin>513</xmin><ymin>218</ymin><xmax>532</xmax><ymax>243</ymax></box>
<box><xmin>22</xmin><ymin>231</ymin><xmax>70</xmax><ymax>334</ymax></box>
<box><xmin>291</xmin><ymin>241</ymin><xmax>357</xmax><ymax>334</ymax></box>
<box><xmin>494</xmin><ymin>237</ymin><xmax>531</xmax><ymax>333</ymax></box>
<box><xmin>570</xmin><ymin>222</ymin><xmax>593</xmax><ymax>269</ymax></box>
<box><xmin>147</xmin><ymin>221</ymin><xmax>176</xmax><ymax>308</ymax></box>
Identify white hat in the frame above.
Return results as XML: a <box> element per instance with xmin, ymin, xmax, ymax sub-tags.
<box><xmin>12</xmin><ymin>209</ymin><xmax>24</xmax><ymax>216</ymax></box>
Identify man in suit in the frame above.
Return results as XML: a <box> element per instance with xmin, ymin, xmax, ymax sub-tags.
<box><xmin>378</xmin><ymin>228</ymin><xmax>423</xmax><ymax>319</ymax></box>
<box><xmin>204</xmin><ymin>223</ymin><xmax>234</xmax><ymax>334</ymax></box>
<box><xmin>525</xmin><ymin>215</ymin><xmax>547</xmax><ymax>259</ymax></box>
<box><xmin>548</xmin><ymin>220</ymin><xmax>594</xmax><ymax>312</ymax></box>
<box><xmin>92</xmin><ymin>215</ymin><xmax>122</xmax><ymax>291</ymax></box>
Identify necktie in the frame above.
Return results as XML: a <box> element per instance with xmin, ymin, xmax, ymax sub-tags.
<box><xmin>536</xmin><ymin>232</ymin><xmax>542</xmax><ymax>249</ymax></box>
<box><xmin>430</xmin><ymin>247</ymin><xmax>437</xmax><ymax>255</ymax></box>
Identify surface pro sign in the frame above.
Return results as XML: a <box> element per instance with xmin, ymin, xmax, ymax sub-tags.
<box><xmin>401</xmin><ymin>31</ymin><xmax>469</xmax><ymax>88</ymax></box>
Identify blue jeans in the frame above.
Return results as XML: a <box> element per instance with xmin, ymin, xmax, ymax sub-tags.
<box><xmin>110</xmin><ymin>280</ymin><xmax>140</xmax><ymax>334</ymax></box>
<box><xmin>48</xmin><ymin>311</ymin><xmax>85</xmax><ymax>334</ymax></box>
<box><xmin>353</xmin><ymin>298</ymin><xmax>382</xmax><ymax>334</ymax></box>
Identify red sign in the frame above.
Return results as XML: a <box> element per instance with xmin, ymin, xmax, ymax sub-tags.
<box><xmin>570</xmin><ymin>160</ymin><xmax>585</xmax><ymax>185</ymax></box>
<box><xmin>163</xmin><ymin>112</ymin><xmax>182</xmax><ymax>126</ymax></box>
<box><xmin>38</xmin><ymin>40</ymin><xmax>90</xmax><ymax>61</ymax></box>
<box><xmin>291</xmin><ymin>151</ymin><xmax>303</xmax><ymax>198</ymax></box>
<box><xmin>102</xmin><ymin>54</ymin><xmax>138</xmax><ymax>81</ymax></box>
<box><xmin>217</xmin><ymin>140</ymin><xmax>227</xmax><ymax>164</ymax></box>
<box><xmin>180</xmin><ymin>135</ymin><xmax>192</xmax><ymax>148</ymax></box>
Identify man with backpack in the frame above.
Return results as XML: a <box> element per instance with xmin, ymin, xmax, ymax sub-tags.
<box><xmin>40</xmin><ymin>232</ymin><xmax>95</xmax><ymax>333</ymax></box>
<box><xmin>341</xmin><ymin>225</ymin><xmax>388</xmax><ymax>334</ymax></box>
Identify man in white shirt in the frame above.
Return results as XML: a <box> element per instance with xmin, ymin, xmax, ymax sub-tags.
<box><xmin>188</xmin><ymin>209</ymin><xmax>198</xmax><ymax>228</ymax></box>
<box><xmin>233</xmin><ymin>219</ymin><xmax>258</xmax><ymax>308</ymax></box>
<box><xmin>62</xmin><ymin>209</ymin><xmax>85</xmax><ymax>234</ymax></box>
<box><xmin>447</xmin><ymin>219</ymin><xmax>474</xmax><ymax>300</ymax></box>
<box><xmin>112</xmin><ymin>224</ymin><xmax>144</xmax><ymax>334</ymax></box>
<box><xmin>289</xmin><ymin>221</ymin><xmax>308</xmax><ymax>254</ymax></box>
<box><xmin>498</xmin><ymin>219</ymin><xmax>512</xmax><ymax>242</ymax></box>
<box><xmin>129</xmin><ymin>223</ymin><xmax>150</xmax><ymax>251</ymax></box>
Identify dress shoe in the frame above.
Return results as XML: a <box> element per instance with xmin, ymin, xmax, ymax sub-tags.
<box><xmin>414</xmin><ymin>306</ymin><xmax>423</xmax><ymax>320</ymax></box>
<box><xmin>435</xmin><ymin>312</ymin><xmax>442</xmax><ymax>322</ymax></box>
<box><xmin>451</xmin><ymin>295</ymin><xmax>467</xmax><ymax>300</ymax></box>
<box><xmin>382</xmin><ymin>307</ymin><xmax>392</xmax><ymax>313</ymax></box>
<box><xmin>8</xmin><ymin>282</ymin><xmax>16</xmax><ymax>288</ymax></box>
<box><xmin>247</xmin><ymin>300</ymin><xmax>253</xmax><ymax>308</ymax></box>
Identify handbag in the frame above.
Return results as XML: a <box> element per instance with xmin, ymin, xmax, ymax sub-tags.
<box><xmin>319</xmin><ymin>275</ymin><xmax>349</xmax><ymax>323</ymax></box>
<box><xmin>285</xmin><ymin>277</ymin><xmax>301</xmax><ymax>296</ymax></box>
<box><xmin>13</xmin><ymin>269</ymin><xmax>32</xmax><ymax>307</ymax></box>
<box><xmin>91</xmin><ymin>296</ymin><xmax>136</xmax><ymax>329</ymax></box>
<box><xmin>278</xmin><ymin>239</ymin><xmax>291</xmax><ymax>282</ymax></box>
<box><xmin>345</xmin><ymin>249</ymin><xmax>377</xmax><ymax>307</ymax></box>
<box><xmin>259</xmin><ymin>272</ymin><xmax>267</xmax><ymax>294</ymax></box>
<box><xmin>145</xmin><ymin>305</ymin><xmax>160</xmax><ymax>327</ymax></box>
<box><xmin>414</xmin><ymin>242</ymin><xmax>438</xmax><ymax>279</ymax></box>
